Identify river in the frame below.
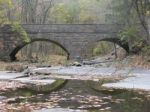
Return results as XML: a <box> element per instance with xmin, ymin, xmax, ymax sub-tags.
<box><xmin>0</xmin><ymin>80</ymin><xmax>150</xmax><ymax>112</ymax></box>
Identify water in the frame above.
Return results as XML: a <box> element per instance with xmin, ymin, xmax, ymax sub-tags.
<box><xmin>1</xmin><ymin>80</ymin><xmax>150</xmax><ymax>112</ymax></box>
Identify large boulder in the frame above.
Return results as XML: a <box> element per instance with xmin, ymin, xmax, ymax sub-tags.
<box><xmin>116</xmin><ymin>47</ymin><xmax>128</xmax><ymax>60</ymax></box>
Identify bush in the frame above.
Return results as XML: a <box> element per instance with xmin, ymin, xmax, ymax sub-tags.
<box><xmin>118</xmin><ymin>26</ymin><xmax>139</xmax><ymax>42</ymax></box>
<box><xmin>141</xmin><ymin>45</ymin><xmax>150</xmax><ymax>56</ymax></box>
<box><xmin>118</xmin><ymin>25</ymin><xmax>149</xmax><ymax>54</ymax></box>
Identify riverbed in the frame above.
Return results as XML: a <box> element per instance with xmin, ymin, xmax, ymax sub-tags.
<box><xmin>0</xmin><ymin>65</ymin><xmax>150</xmax><ymax>112</ymax></box>
<box><xmin>0</xmin><ymin>80</ymin><xmax>150</xmax><ymax>112</ymax></box>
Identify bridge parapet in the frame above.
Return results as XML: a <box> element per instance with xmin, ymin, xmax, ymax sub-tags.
<box><xmin>22</xmin><ymin>24</ymin><xmax>123</xmax><ymax>33</ymax></box>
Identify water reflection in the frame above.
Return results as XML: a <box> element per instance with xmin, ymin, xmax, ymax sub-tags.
<box><xmin>1</xmin><ymin>80</ymin><xmax>150</xmax><ymax>112</ymax></box>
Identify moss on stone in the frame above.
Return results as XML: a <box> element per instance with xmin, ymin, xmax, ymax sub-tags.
<box><xmin>11</xmin><ymin>22</ymin><xmax>30</xmax><ymax>43</ymax></box>
<box><xmin>26</xmin><ymin>79</ymin><xmax>68</xmax><ymax>93</ymax></box>
<box><xmin>87</xmin><ymin>80</ymin><xmax>125</xmax><ymax>95</ymax></box>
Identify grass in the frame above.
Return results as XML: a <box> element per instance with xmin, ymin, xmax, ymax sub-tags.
<box><xmin>0</xmin><ymin>54</ymin><xmax>71</xmax><ymax>71</ymax></box>
<box><xmin>37</xmin><ymin>54</ymin><xmax>70</xmax><ymax>65</ymax></box>
<box><xmin>129</xmin><ymin>55</ymin><xmax>150</xmax><ymax>69</ymax></box>
<box><xmin>16</xmin><ymin>51</ymin><xmax>69</xmax><ymax>65</ymax></box>
<box><xmin>114</xmin><ymin>55</ymin><xmax>150</xmax><ymax>70</ymax></box>
<box><xmin>0</xmin><ymin>61</ymin><xmax>28</xmax><ymax>71</ymax></box>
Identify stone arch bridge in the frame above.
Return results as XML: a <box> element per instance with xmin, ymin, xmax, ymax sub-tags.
<box><xmin>0</xmin><ymin>24</ymin><xmax>129</xmax><ymax>61</ymax></box>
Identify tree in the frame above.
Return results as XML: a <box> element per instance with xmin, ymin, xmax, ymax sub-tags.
<box><xmin>107</xmin><ymin>0</ymin><xmax>150</xmax><ymax>53</ymax></box>
<box><xmin>134</xmin><ymin>0</ymin><xmax>150</xmax><ymax>43</ymax></box>
<box><xmin>0</xmin><ymin>0</ymin><xmax>13</xmax><ymax>25</ymax></box>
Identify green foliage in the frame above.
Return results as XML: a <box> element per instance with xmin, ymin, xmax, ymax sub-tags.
<box><xmin>93</xmin><ymin>44</ymin><xmax>105</xmax><ymax>56</ymax></box>
<box><xmin>0</xmin><ymin>0</ymin><xmax>30</xmax><ymax>43</ymax></box>
<box><xmin>118</xmin><ymin>26</ymin><xmax>148</xmax><ymax>52</ymax></box>
<box><xmin>0</xmin><ymin>0</ymin><xmax>12</xmax><ymax>5</ymax></box>
<box><xmin>0</xmin><ymin>0</ymin><xmax>13</xmax><ymax>25</ymax></box>
<box><xmin>93</xmin><ymin>42</ymin><xmax>113</xmax><ymax>56</ymax></box>
<box><xmin>11</xmin><ymin>22</ymin><xmax>30</xmax><ymax>43</ymax></box>
<box><xmin>141</xmin><ymin>45</ymin><xmax>150</xmax><ymax>56</ymax></box>
<box><xmin>50</xmin><ymin>0</ymin><xmax>100</xmax><ymax>23</ymax></box>
<box><xmin>118</xmin><ymin>26</ymin><xmax>139</xmax><ymax>41</ymax></box>
<box><xmin>51</xmin><ymin>3</ymin><xmax>73</xmax><ymax>23</ymax></box>
<box><xmin>79</xmin><ymin>10</ymin><xmax>97</xmax><ymax>23</ymax></box>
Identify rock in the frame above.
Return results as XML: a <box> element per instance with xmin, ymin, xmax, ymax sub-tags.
<box><xmin>110</xmin><ymin>46</ymin><xmax>128</xmax><ymax>60</ymax></box>
<box><xmin>72</xmin><ymin>62</ymin><xmax>82</xmax><ymax>67</ymax></box>
<box><xmin>0</xmin><ymin>96</ymin><xmax>7</xmax><ymax>100</ymax></box>
<box><xmin>82</xmin><ymin>61</ymin><xmax>94</xmax><ymax>65</ymax></box>
<box><xmin>36</xmin><ymin>65</ymin><xmax>51</xmax><ymax>68</ymax></box>
<box><xmin>116</xmin><ymin>48</ymin><xmax>128</xmax><ymax>60</ymax></box>
<box><xmin>106</xmin><ymin>57</ymin><xmax>111</xmax><ymax>60</ymax></box>
<box><xmin>23</xmin><ymin>66</ymin><xmax>37</xmax><ymax>76</ymax></box>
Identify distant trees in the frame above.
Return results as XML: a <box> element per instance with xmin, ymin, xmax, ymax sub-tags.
<box><xmin>50</xmin><ymin>0</ymin><xmax>102</xmax><ymax>23</ymax></box>
<box><xmin>1</xmin><ymin>0</ymin><xmax>113</xmax><ymax>25</ymax></box>
<box><xmin>107</xmin><ymin>0</ymin><xmax>150</xmax><ymax>54</ymax></box>
<box><xmin>0</xmin><ymin>0</ymin><xmax>13</xmax><ymax>25</ymax></box>
<box><xmin>134</xmin><ymin>0</ymin><xmax>150</xmax><ymax>42</ymax></box>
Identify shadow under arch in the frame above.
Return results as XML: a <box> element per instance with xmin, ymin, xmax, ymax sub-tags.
<box><xmin>98</xmin><ymin>38</ymin><xmax>129</xmax><ymax>53</ymax></box>
<box><xmin>9</xmin><ymin>38</ymin><xmax>70</xmax><ymax>61</ymax></box>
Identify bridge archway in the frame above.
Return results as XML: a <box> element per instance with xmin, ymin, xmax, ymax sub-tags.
<box><xmin>100</xmin><ymin>38</ymin><xmax>129</xmax><ymax>52</ymax></box>
<box><xmin>91</xmin><ymin>38</ymin><xmax>129</xmax><ymax>58</ymax></box>
<box><xmin>9</xmin><ymin>38</ymin><xmax>70</xmax><ymax>61</ymax></box>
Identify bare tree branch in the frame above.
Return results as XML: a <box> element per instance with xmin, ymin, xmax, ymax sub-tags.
<box><xmin>134</xmin><ymin>0</ymin><xmax>150</xmax><ymax>42</ymax></box>
<box><xmin>42</xmin><ymin>0</ymin><xmax>53</xmax><ymax>24</ymax></box>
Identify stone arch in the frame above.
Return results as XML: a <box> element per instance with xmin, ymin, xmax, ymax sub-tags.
<box><xmin>9</xmin><ymin>38</ymin><xmax>70</xmax><ymax>61</ymax></box>
<box><xmin>95</xmin><ymin>38</ymin><xmax>129</xmax><ymax>53</ymax></box>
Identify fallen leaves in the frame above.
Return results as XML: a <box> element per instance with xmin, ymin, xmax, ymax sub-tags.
<box><xmin>0</xmin><ymin>81</ymin><xmax>25</xmax><ymax>92</ymax></box>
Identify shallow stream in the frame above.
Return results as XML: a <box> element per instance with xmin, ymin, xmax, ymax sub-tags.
<box><xmin>0</xmin><ymin>80</ymin><xmax>150</xmax><ymax>112</ymax></box>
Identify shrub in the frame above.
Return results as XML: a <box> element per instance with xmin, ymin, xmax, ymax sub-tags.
<box><xmin>141</xmin><ymin>45</ymin><xmax>150</xmax><ymax>56</ymax></box>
